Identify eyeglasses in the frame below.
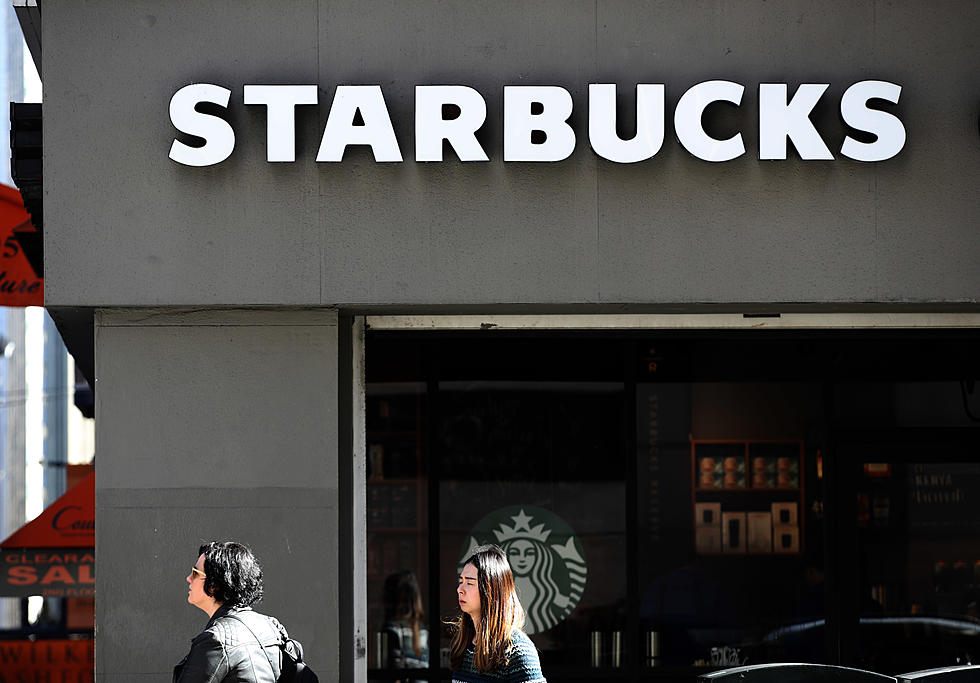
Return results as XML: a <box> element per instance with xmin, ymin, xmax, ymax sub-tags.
<box><xmin>190</xmin><ymin>566</ymin><xmax>206</xmax><ymax>580</ymax></box>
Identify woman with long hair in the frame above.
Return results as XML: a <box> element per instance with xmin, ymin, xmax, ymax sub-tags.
<box><xmin>450</xmin><ymin>544</ymin><xmax>547</xmax><ymax>682</ymax></box>
<box><xmin>382</xmin><ymin>570</ymin><xmax>428</xmax><ymax>681</ymax></box>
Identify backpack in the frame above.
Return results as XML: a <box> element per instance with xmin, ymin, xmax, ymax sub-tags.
<box><xmin>226</xmin><ymin>613</ymin><xmax>319</xmax><ymax>683</ymax></box>
<box><xmin>280</xmin><ymin>635</ymin><xmax>319</xmax><ymax>683</ymax></box>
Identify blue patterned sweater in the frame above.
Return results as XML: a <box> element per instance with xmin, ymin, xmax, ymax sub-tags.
<box><xmin>451</xmin><ymin>629</ymin><xmax>546</xmax><ymax>683</ymax></box>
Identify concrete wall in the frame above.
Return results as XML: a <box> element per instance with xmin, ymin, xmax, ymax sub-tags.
<box><xmin>43</xmin><ymin>0</ymin><xmax>980</xmax><ymax>309</ymax></box>
<box><xmin>94</xmin><ymin>309</ymin><xmax>340</xmax><ymax>681</ymax></box>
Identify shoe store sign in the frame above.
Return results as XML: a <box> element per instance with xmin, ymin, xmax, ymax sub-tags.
<box><xmin>169</xmin><ymin>81</ymin><xmax>905</xmax><ymax>167</ymax></box>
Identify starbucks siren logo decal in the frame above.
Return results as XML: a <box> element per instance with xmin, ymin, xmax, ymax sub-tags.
<box><xmin>461</xmin><ymin>506</ymin><xmax>586</xmax><ymax>634</ymax></box>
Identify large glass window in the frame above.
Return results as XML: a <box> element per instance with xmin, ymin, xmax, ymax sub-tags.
<box><xmin>365</xmin><ymin>332</ymin><xmax>980</xmax><ymax>682</ymax></box>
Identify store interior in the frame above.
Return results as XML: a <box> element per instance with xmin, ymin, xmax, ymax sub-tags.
<box><xmin>364</xmin><ymin>330</ymin><xmax>980</xmax><ymax>682</ymax></box>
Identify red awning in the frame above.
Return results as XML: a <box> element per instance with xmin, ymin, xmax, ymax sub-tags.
<box><xmin>0</xmin><ymin>182</ymin><xmax>43</xmax><ymax>306</ymax></box>
<box><xmin>0</xmin><ymin>473</ymin><xmax>94</xmax><ymax>597</ymax></box>
<box><xmin>1</xmin><ymin>472</ymin><xmax>94</xmax><ymax>549</ymax></box>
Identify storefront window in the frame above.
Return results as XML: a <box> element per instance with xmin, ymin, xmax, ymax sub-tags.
<box><xmin>366</xmin><ymin>333</ymin><xmax>980</xmax><ymax>682</ymax></box>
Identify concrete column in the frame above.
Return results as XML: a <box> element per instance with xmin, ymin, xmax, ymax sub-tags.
<box><xmin>95</xmin><ymin>308</ymin><xmax>340</xmax><ymax>681</ymax></box>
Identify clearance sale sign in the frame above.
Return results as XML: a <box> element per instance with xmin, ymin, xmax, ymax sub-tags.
<box><xmin>0</xmin><ymin>473</ymin><xmax>94</xmax><ymax>598</ymax></box>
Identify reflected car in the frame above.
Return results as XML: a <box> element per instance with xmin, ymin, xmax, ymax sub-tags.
<box><xmin>759</xmin><ymin>615</ymin><xmax>980</xmax><ymax>674</ymax></box>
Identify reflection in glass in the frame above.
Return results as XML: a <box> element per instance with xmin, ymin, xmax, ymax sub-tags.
<box><xmin>366</xmin><ymin>382</ymin><xmax>428</xmax><ymax>680</ymax></box>
<box><xmin>364</xmin><ymin>334</ymin><xmax>980</xmax><ymax>679</ymax></box>
<box><xmin>857</xmin><ymin>460</ymin><xmax>980</xmax><ymax>673</ymax></box>
<box><xmin>381</xmin><ymin>570</ymin><xmax>428</xmax><ymax>678</ymax></box>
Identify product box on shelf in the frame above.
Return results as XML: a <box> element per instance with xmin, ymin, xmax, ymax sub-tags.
<box><xmin>771</xmin><ymin>502</ymin><xmax>798</xmax><ymax>526</ymax></box>
<box><xmin>697</xmin><ymin>455</ymin><xmax>724</xmax><ymax>489</ymax></box>
<box><xmin>695</xmin><ymin>525</ymin><xmax>722</xmax><ymax>554</ymax></box>
<box><xmin>747</xmin><ymin>512</ymin><xmax>773</xmax><ymax>553</ymax></box>
<box><xmin>722</xmin><ymin>512</ymin><xmax>746</xmax><ymax>554</ymax></box>
<box><xmin>773</xmin><ymin>525</ymin><xmax>800</xmax><ymax>554</ymax></box>
<box><xmin>695</xmin><ymin>502</ymin><xmax>722</xmax><ymax>527</ymax></box>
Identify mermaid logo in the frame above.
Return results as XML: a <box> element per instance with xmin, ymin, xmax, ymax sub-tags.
<box><xmin>461</xmin><ymin>506</ymin><xmax>586</xmax><ymax>634</ymax></box>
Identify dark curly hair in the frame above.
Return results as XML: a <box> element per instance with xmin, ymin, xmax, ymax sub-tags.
<box><xmin>199</xmin><ymin>541</ymin><xmax>264</xmax><ymax>607</ymax></box>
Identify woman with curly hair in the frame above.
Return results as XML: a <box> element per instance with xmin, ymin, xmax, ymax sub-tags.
<box><xmin>174</xmin><ymin>541</ymin><xmax>292</xmax><ymax>683</ymax></box>
<box><xmin>451</xmin><ymin>544</ymin><xmax>547</xmax><ymax>683</ymax></box>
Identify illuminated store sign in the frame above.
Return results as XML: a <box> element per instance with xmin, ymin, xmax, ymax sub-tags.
<box><xmin>169</xmin><ymin>81</ymin><xmax>905</xmax><ymax>167</ymax></box>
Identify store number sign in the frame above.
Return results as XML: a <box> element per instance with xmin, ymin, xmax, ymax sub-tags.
<box><xmin>169</xmin><ymin>81</ymin><xmax>906</xmax><ymax>167</ymax></box>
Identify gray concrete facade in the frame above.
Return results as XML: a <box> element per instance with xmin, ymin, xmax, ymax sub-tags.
<box><xmin>94</xmin><ymin>309</ymin><xmax>340</xmax><ymax>680</ymax></box>
<box><xmin>44</xmin><ymin>0</ymin><xmax>980</xmax><ymax>309</ymax></box>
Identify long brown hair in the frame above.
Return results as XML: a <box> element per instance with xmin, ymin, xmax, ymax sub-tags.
<box><xmin>449</xmin><ymin>544</ymin><xmax>526</xmax><ymax>672</ymax></box>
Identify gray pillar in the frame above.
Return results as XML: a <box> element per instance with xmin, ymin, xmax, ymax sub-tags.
<box><xmin>95</xmin><ymin>308</ymin><xmax>340</xmax><ymax>681</ymax></box>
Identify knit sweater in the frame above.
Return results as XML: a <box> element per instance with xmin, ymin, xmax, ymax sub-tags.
<box><xmin>451</xmin><ymin>630</ymin><xmax>547</xmax><ymax>683</ymax></box>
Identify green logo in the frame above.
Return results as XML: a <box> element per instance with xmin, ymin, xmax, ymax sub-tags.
<box><xmin>461</xmin><ymin>506</ymin><xmax>586</xmax><ymax>634</ymax></box>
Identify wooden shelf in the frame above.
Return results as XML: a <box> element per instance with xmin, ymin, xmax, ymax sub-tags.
<box><xmin>692</xmin><ymin>439</ymin><xmax>805</xmax><ymax>556</ymax></box>
<box><xmin>695</xmin><ymin>487</ymin><xmax>801</xmax><ymax>493</ymax></box>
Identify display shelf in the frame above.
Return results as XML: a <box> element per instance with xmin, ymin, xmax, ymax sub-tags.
<box><xmin>692</xmin><ymin>439</ymin><xmax>805</xmax><ymax>556</ymax></box>
<box><xmin>694</xmin><ymin>487</ymin><xmax>801</xmax><ymax>493</ymax></box>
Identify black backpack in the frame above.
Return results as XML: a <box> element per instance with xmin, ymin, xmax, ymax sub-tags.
<box><xmin>226</xmin><ymin>614</ymin><xmax>319</xmax><ymax>683</ymax></box>
<box><xmin>280</xmin><ymin>635</ymin><xmax>319</xmax><ymax>683</ymax></box>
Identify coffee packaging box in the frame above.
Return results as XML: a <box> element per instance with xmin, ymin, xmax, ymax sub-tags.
<box><xmin>695</xmin><ymin>502</ymin><xmax>722</xmax><ymax>527</ymax></box>
<box><xmin>773</xmin><ymin>525</ymin><xmax>800</xmax><ymax>554</ymax></box>
<box><xmin>771</xmin><ymin>502</ymin><xmax>798</xmax><ymax>526</ymax></box>
<box><xmin>695</xmin><ymin>525</ymin><xmax>722</xmax><ymax>554</ymax></box>
<box><xmin>721</xmin><ymin>512</ymin><xmax>746</xmax><ymax>553</ymax></box>
<box><xmin>747</xmin><ymin>512</ymin><xmax>772</xmax><ymax>553</ymax></box>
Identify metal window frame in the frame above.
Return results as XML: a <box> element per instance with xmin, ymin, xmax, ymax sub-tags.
<box><xmin>366</xmin><ymin>313</ymin><xmax>980</xmax><ymax>332</ymax></box>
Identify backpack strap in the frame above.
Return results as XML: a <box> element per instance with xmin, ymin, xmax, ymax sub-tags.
<box><xmin>224</xmin><ymin>613</ymin><xmax>279</xmax><ymax>678</ymax></box>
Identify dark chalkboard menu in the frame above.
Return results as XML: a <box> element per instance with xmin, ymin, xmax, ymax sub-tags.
<box><xmin>907</xmin><ymin>463</ymin><xmax>980</xmax><ymax>536</ymax></box>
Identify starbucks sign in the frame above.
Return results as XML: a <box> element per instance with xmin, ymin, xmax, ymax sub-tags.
<box><xmin>461</xmin><ymin>506</ymin><xmax>587</xmax><ymax>634</ymax></box>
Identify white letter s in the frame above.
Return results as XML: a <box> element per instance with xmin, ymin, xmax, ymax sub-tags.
<box><xmin>169</xmin><ymin>83</ymin><xmax>235</xmax><ymax>167</ymax></box>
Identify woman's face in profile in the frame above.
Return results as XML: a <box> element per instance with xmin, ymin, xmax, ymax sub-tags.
<box><xmin>186</xmin><ymin>553</ymin><xmax>211</xmax><ymax>610</ymax></box>
<box><xmin>457</xmin><ymin>562</ymin><xmax>481</xmax><ymax>619</ymax></box>
<box><xmin>507</xmin><ymin>540</ymin><xmax>536</xmax><ymax>576</ymax></box>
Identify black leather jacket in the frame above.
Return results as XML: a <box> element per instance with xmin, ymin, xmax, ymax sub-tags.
<box><xmin>173</xmin><ymin>605</ymin><xmax>286</xmax><ymax>683</ymax></box>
